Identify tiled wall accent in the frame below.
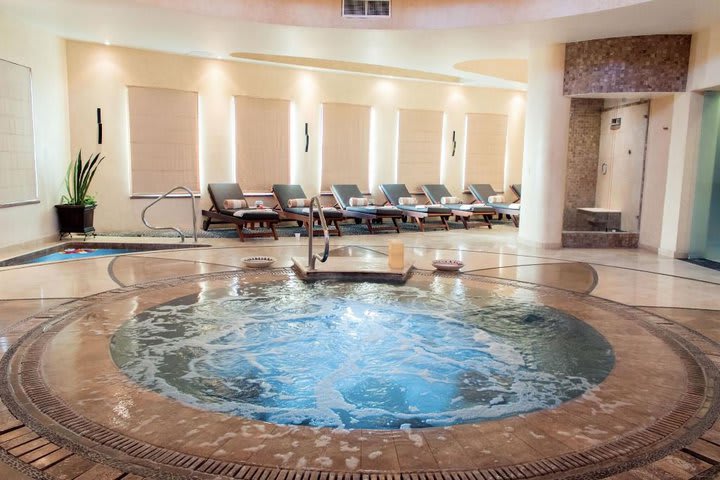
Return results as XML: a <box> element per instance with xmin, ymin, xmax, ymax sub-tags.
<box><xmin>564</xmin><ymin>35</ymin><xmax>691</xmax><ymax>95</ymax></box>
<box><xmin>562</xmin><ymin>231</ymin><xmax>639</xmax><ymax>248</ymax></box>
<box><xmin>563</xmin><ymin>98</ymin><xmax>603</xmax><ymax>230</ymax></box>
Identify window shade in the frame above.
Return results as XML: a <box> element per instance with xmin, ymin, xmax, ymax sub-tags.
<box><xmin>321</xmin><ymin>103</ymin><xmax>370</xmax><ymax>191</ymax></box>
<box><xmin>397</xmin><ymin>109</ymin><xmax>443</xmax><ymax>193</ymax></box>
<box><xmin>464</xmin><ymin>113</ymin><xmax>508</xmax><ymax>191</ymax></box>
<box><xmin>128</xmin><ymin>87</ymin><xmax>199</xmax><ymax>195</ymax></box>
<box><xmin>235</xmin><ymin>96</ymin><xmax>290</xmax><ymax>192</ymax></box>
<box><xmin>0</xmin><ymin>59</ymin><xmax>37</xmax><ymax>206</ymax></box>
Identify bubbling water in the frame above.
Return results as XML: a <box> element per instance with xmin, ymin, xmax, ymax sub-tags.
<box><xmin>110</xmin><ymin>278</ymin><xmax>614</xmax><ymax>429</ymax></box>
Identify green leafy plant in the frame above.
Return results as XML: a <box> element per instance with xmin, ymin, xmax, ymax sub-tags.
<box><xmin>61</xmin><ymin>150</ymin><xmax>104</xmax><ymax>206</ymax></box>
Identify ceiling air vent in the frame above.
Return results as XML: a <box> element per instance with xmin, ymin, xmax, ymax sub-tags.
<box><xmin>343</xmin><ymin>0</ymin><xmax>390</xmax><ymax>17</ymax></box>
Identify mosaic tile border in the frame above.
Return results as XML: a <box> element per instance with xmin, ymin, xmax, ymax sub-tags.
<box><xmin>1</xmin><ymin>269</ymin><xmax>719</xmax><ymax>480</ymax></box>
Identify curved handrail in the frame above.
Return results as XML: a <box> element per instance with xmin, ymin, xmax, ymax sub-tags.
<box><xmin>308</xmin><ymin>195</ymin><xmax>330</xmax><ymax>269</ymax></box>
<box><xmin>141</xmin><ymin>186</ymin><xmax>198</xmax><ymax>243</ymax></box>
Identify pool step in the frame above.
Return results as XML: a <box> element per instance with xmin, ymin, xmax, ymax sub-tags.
<box><xmin>292</xmin><ymin>256</ymin><xmax>413</xmax><ymax>283</ymax></box>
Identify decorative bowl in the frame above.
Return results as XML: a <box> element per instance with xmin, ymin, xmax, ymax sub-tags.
<box><xmin>432</xmin><ymin>259</ymin><xmax>464</xmax><ymax>271</ymax></box>
<box><xmin>241</xmin><ymin>256</ymin><xmax>276</xmax><ymax>268</ymax></box>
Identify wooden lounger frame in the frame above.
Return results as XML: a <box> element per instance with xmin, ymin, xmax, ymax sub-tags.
<box><xmin>201</xmin><ymin>206</ymin><xmax>279</xmax><ymax>241</ymax></box>
<box><xmin>272</xmin><ymin>194</ymin><xmax>343</xmax><ymax>237</ymax></box>
<box><xmin>337</xmin><ymin>208</ymin><xmax>401</xmax><ymax>234</ymax></box>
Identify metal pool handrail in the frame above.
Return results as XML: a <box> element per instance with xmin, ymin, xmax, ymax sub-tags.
<box><xmin>307</xmin><ymin>195</ymin><xmax>330</xmax><ymax>270</ymax></box>
<box><xmin>141</xmin><ymin>186</ymin><xmax>198</xmax><ymax>243</ymax></box>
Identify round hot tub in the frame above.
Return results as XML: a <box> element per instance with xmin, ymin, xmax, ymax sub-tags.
<box><xmin>110</xmin><ymin>277</ymin><xmax>614</xmax><ymax>429</ymax></box>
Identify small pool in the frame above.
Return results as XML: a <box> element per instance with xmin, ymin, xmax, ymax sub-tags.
<box><xmin>27</xmin><ymin>247</ymin><xmax>135</xmax><ymax>263</ymax></box>
<box><xmin>0</xmin><ymin>242</ymin><xmax>210</xmax><ymax>266</ymax></box>
<box><xmin>111</xmin><ymin>276</ymin><xmax>614</xmax><ymax>430</ymax></box>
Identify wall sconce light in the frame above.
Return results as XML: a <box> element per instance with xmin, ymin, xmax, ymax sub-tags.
<box><xmin>97</xmin><ymin>107</ymin><xmax>103</xmax><ymax>145</ymax></box>
<box><xmin>304</xmin><ymin>123</ymin><xmax>309</xmax><ymax>152</ymax></box>
<box><xmin>451</xmin><ymin>130</ymin><xmax>456</xmax><ymax>157</ymax></box>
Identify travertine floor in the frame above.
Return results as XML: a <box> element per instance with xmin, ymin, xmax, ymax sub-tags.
<box><xmin>0</xmin><ymin>224</ymin><xmax>719</xmax><ymax>479</ymax></box>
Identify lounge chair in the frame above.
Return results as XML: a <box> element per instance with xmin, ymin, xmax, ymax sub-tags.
<box><xmin>468</xmin><ymin>184</ymin><xmax>520</xmax><ymax>227</ymax></box>
<box><xmin>378</xmin><ymin>184</ymin><xmax>451</xmax><ymax>232</ymax></box>
<box><xmin>510</xmin><ymin>184</ymin><xmax>522</xmax><ymax>202</ymax></box>
<box><xmin>421</xmin><ymin>184</ymin><xmax>494</xmax><ymax>229</ymax></box>
<box><xmin>331</xmin><ymin>184</ymin><xmax>402</xmax><ymax>234</ymax></box>
<box><xmin>272</xmin><ymin>184</ymin><xmax>343</xmax><ymax>236</ymax></box>
<box><xmin>202</xmin><ymin>183</ymin><xmax>280</xmax><ymax>241</ymax></box>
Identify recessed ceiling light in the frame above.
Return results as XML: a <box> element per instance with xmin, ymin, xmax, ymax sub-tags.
<box><xmin>104</xmin><ymin>40</ymin><xmax>111</xmax><ymax>46</ymax></box>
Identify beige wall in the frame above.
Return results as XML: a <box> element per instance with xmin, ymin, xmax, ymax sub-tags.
<box><xmin>639</xmin><ymin>96</ymin><xmax>673</xmax><ymax>251</ymax></box>
<box><xmin>688</xmin><ymin>22</ymin><xmax>720</xmax><ymax>91</ymax></box>
<box><xmin>0</xmin><ymin>13</ymin><xmax>70</xmax><ymax>250</ymax></box>
<box><xmin>65</xmin><ymin>41</ymin><xmax>526</xmax><ymax>232</ymax></box>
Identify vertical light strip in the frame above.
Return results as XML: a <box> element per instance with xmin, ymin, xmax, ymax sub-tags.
<box><xmin>394</xmin><ymin>109</ymin><xmax>400</xmax><ymax>183</ymax></box>
<box><xmin>124</xmin><ymin>86</ymin><xmax>133</xmax><ymax>196</ymax></box>
<box><xmin>289</xmin><ymin>102</ymin><xmax>298</xmax><ymax>184</ymax></box>
<box><xmin>461</xmin><ymin>114</ymin><xmax>469</xmax><ymax>190</ymax></box>
<box><xmin>317</xmin><ymin>105</ymin><xmax>324</xmax><ymax>192</ymax></box>
<box><xmin>368</xmin><ymin>107</ymin><xmax>377</xmax><ymax>193</ymax></box>
<box><xmin>230</xmin><ymin>96</ymin><xmax>237</xmax><ymax>182</ymax></box>
<box><xmin>197</xmin><ymin>96</ymin><xmax>205</xmax><ymax>194</ymax></box>
<box><xmin>439</xmin><ymin>113</ymin><xmax>448</xmax><ymax>184</ymax></box>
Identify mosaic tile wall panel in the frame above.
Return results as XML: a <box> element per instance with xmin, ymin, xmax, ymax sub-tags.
<box><xmin>563</xmin><ymin>98</ymin><xmax>604</xmax><ymax>231</ymax></box>
<box><xmin>563</xmin><ymin>35</ymin><xmax>691</xmax><ymax>95</ymax></box>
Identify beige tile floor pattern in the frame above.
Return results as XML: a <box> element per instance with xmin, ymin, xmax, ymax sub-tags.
<box><xmin>0</xmin><ymin>225</ymin><xmax>719</xmax><ymax>479</ymax></box>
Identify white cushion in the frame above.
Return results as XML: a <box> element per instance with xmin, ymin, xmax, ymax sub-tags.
<box><xmin>288</xmin><ymin>198</ymin><xmax>309</xmax><ymax>208</ymax></box>
<box><xmin>398</xmin><ymin>196</ymin><xmax>417</xmax><ymax>206</ymax></box>
<box><xmin>440</xmin><ymin>196</ymin><xmax>461</xmax><ymax>205</ymax></box>
<box><xmin>299</xmin><ymin>207</ymin><xmax>337</xmax><ymax>214</ymax></box>
<box><xmin>349</xmin><ymin>197</ymin><xmax>369</xmax><ymax>207</ymax></box>
<box><xmin>232</xmin><ymin>209</ymin><xmax>255</xmax><ymax>218</ymax></box>
<box><xmin>223</xmin><ymin>199</ymin><xmax>247</xmax><ymax>209</ymax></box>
<box><xmin>488</xmin><ymin>195</ymin><xmax>505</xmax><ymax>204</ymax></box>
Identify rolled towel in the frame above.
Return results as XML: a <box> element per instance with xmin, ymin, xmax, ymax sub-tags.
<box><xmin>288</xmin><ymin>198</ymin><xmax>309</xmax><ymax>208</ymax></box>
<box><xmin>299</xmin><ymin>207</ymin><xmax>338</xmax><ymax>214</ymax></box>
<box><xmin>440</xmin><ymin>196</ymin><xmax>461</xmax><ymax>205</ymax></box>
<box><xmin>488</xmin><ymin>195</ymin><xmax>505</xmax><ymax>204</ymax></box>
<box><xmin>223</xmin><ymin>199</ymin><xmax>248</xmax><ymax>209</ymax></box>
<box><xmin>233</xmin><ymin>209</ymin><xmax>258</xmax><ymax>218</ymax></box>
<box><xmin>398</xmin><ymin>196</ymin><xmax>417</xmax><ymax>206</ymax></box>
<box><xmin>349</xmin><ymin>197</ymin><xmax>369</xmax><ymax>207</ymax></box>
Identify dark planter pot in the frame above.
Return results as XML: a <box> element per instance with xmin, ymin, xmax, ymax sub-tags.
<box><xmin>55</xmin><ymin>204</ymin><xmax>96</xmax><ymax>239</ymax></box>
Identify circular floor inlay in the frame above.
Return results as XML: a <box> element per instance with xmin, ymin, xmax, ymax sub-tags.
<box><xmin>1</xmin><ymin>269</ymin><xmax>717</xmax><ymax>479</ymax></box>
<box><xmin>110</xmin><ymin>278</ymin><xmax>614</xmax><ymax>429</ymax></box>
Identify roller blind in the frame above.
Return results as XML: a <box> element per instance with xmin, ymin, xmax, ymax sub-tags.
<box><xmin>465</xmin><ymin>113</ymin><xmax>508</xmax><ymax>191</ymax></box>
<box><xmin>128</xmin><ymin>87</ymin><xmax>199</xmax><ymax>195</ymax></box>
<box><xmin>321</xmin><ymin>103</ymin><xmax>370</xmax><ymax>191</ymax></box>
<box><xmin>235</xmin><ymin>96</ymin><xmax>290</xmax><ymax>192</ymax></box>
<box><xmin>397</xmin><ymin>109</ymin><xmax>443</xmax><ymax>193</ymax></box>
<box><xmin>0</xmin><ymin>59</ymin><xmax>37</xmax><ymax>206</ymax></box>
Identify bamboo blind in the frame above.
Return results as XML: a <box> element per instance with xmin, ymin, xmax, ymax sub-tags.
<box><xmin>234</xmin><ymin>96</ymin><xmax>290</xmax><ymax>192</ymax></box>
<box><xmin>321</xmin><ymin>103</ymin><xmax>370</xmax><ymax>191</ymax></box>
<box><xmin>464</xmin><ymin>113</ymin><xmax>508</xmax><ymax>191</ymax></box>
<box><xmin>128</xmin><ymin>86</ymin><xmax>199</xmax><ymax>195</ymax></box>
<box><xmin>397</xmin><ymin>109</ymin><xmax>443</xmax><ymax>192</ymax></box>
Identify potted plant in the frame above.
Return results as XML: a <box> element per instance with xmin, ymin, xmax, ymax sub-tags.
<box><xmin>55</xmin><ymin>150</ymin><xmax>104</xmax><ymax>239</ymax></box>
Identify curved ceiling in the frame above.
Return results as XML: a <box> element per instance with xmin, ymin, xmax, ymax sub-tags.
<box><xmin>0</xmin><ymin>0</ymin><xmax>719</xmax><ymax>89</ymax></box>
<box><xmin>124</xmin><ymin>0</ymin><xmax>651</xmax><ymax>30</ymax></box>
<box><xmin>454</xmin><ymin>59</ymin><xmax>528</xmax><ymax>83</ymax></box>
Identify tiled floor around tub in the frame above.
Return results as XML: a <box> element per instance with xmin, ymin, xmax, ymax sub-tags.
<box><xmin>0</xmin><ymin>225</ymin><xmax>718</xmax><ymax>479</ymax></box>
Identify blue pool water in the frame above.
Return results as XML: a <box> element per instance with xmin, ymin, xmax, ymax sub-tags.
<box><xmin>110</xmin><ymin>278</ymin><xmax>614</xmax><ymax>429</ymax></box>
<box><xmin>28</xmin><ymin>248</ymin><xmax>134</xmax><ymax>263</ymax></box>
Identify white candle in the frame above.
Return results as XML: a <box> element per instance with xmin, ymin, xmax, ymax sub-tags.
<box><xmin>388</xmin><ymin>239</ymin><xmax>404</xmax><ymax>269</ymax></box>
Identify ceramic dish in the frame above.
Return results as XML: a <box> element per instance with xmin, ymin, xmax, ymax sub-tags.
<box><xmin>432</xmin><ymin>259</ymin><xmax>464</xmax><ymax>271</ymax></box>
<box><xmin>241</xmin><ymin>256</ymin><xmax>276</xmax><ymax>268</ymax></box>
